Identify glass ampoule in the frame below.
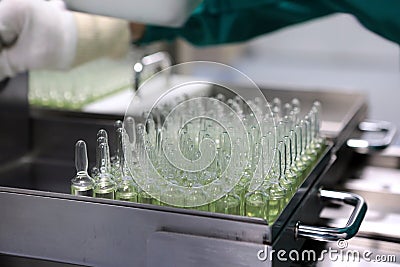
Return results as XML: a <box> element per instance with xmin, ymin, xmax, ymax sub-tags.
<box><xmin>135</xmin><ymin>123</ymin><xmax>155</xmax><ymax>204</ymax></box>
<box><xmin>214</xmin><ymin>191</ymin><xmax>241</xmax><ymax>215</ymax></box>
<box><xmin>249</xmin><ymin>125</ymin><xmax>261</xmax><ymax>171</ymax></box>
<box><xmin>115</xmin><ymin>128</ymin><xmax>139</xmax><ymax>202</ymax></box>
<box><xmin>288</xmin><ymin>130</ymin><xmax>302</xmax><ymax>188</ymax></box>
<box><xmin>93</xmin><ymin>142</ymin><xmax>116</xmax><ymax>199</ymax></box>
<box><xmin>299</xmin><ymin>119</ymin><xmax>313</xmax><ymax>166</ymax></box>
<box><xmin>279</xmin><ymin>138</ymin><xmax>297</xmax><ymax>201</ymax></box>
<box><xmin>283</xmin><ymin>103</ymin><xmax>292</xmax><ymax>118</ymax></box>
<box><xmin>243</xmin><ymin>135</ymin><xmax>271</xmax><ymax>220</ymax></box>
<box><xmin>116</xmin><ymin>175</ymin><xmax>138</xmax><ymax>202</ymax></box>
<box><xmin>310</xmin><ymin>101</ymin><xmax>324</xmax><ymax>153</ymax></box>
<box><xmin>92</xmin><ymin>136</ymin><xmax>107</xmax><ymax>179</ymax></box>
<box><xmin>190</xmin><ymin>185</ymin><xmax>210</xmax><ymax>212</ymax></box>
<box><xmin>291</xmin><ymin>98</ymin><xmax>301</xmax><ymax>124</ymax></box>
<box><xmin>145</xmin><ymin>118</ymin><xmax>157</xmax><ymax>150</ymax></box>
<box><xmin>244</xmin><ymin>186</ymin><xmax>269</xmax><ymax>220</ymax></box>
<box><xmin>97</xmin><ymin>129</ymin><xmax>108</xmax><ymax>142</ymax></box>
<box><xmin>230</xmin><ymin>137</ymin><xmax>250</xmax><ymax>215</ymax></box>
<box><xmin>71</xmin><ymin>140</ymin><xmax>95</xmax><ymax>197</ymax></box>
<box><xmin>294</xmin><ymin>124</ymin><xmax>307</xmax><ymax>174</ymax></box>
<box><xmin>304</xmin><ymin>114</ymin><xmax>318</xmax><ymax>162</ymax></box>
<box><xmin>265</xmin><ymin>148</ymin><xmax>286</xmax><ymax>224</ymax></box>
<box><xmin>124</xmin><ymin>116</ymin><xmax>138</xmax><ymax>164</ymax></box>
<box><xmin>111</xmin><ymin>120</ymin><xmax>123</xmax><ymax>169</ymax></box>
<box><xmin>125</xmin><ymin>116</ymin><xmax>137</xmax><ymax>144</ymax></box>
<box><xmin>271</xmin><ymin>98</ymin><xmax>282</xmax><ymax>122</ymax></box>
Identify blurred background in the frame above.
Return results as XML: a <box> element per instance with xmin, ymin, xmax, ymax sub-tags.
<box><xmin>176</xmin><ymin>14</ymin><xmax>400</xmax><ymax>143</ymax></box>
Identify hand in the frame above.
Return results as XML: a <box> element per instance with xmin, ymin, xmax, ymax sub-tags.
<box><xmin>0</xmin><ymin>0</ymin><xmax>76</xmax><ymax>80</ymax></box>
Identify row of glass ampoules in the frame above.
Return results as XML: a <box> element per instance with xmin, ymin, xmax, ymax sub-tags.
<box><xmin>71</xmin><ymin>95</ymin><xmax>325</xmax><ymax>224</ymax></box>
<box><xmin>29</xmin><ymin>58</ymin><xmax>133</xmax><ymax>109</ymax></box>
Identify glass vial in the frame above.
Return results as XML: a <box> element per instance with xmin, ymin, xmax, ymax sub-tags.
<box><xmin>71</xmin><ymin>140</ymin><xmax>95</xmax><ymax>197</ymax></box>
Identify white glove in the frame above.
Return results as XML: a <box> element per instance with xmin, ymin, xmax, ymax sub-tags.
<box><xmin>0</xmin><ymin>0</ymin><xmax>77</xmax><ymax>80</ymax></box>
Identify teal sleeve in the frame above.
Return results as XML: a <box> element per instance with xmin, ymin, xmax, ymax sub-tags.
<box><xmin>139</xmin><ymin>0</ymin><xmax>400</xmax><ymax>46</ymax></box>
<box><xmin>140</xmin><ymin>0</ymin><xmax>333</xmax><ymax>46</ymax></box>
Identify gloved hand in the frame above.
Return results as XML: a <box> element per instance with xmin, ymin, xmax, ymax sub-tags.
<box><xmin>0</xmin><ymin>0</ymin><xmax>77</xmax><ymax>80</ymax></box>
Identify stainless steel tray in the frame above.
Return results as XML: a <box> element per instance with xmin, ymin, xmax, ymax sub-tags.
<box><xmin>0</xmin><ymin>74</ymin><xmax>369</xmax><ymax>266</ymax></box>
<box><xmin>0</xmin><ymin>142</ymin><xmax>338</xmax><ymax>266</ymax></box>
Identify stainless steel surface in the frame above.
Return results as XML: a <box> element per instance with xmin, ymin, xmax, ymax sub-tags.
<box><xmin>147</xmin><ymin>232</ymin><xmax>266</xmax><ymax>267</ymax></box>
<box><xmin>0</xmin><ymin>190</ymin><xmax>268</xmax><ymax>266</ymax></box>
<box><xmin>333</xmin><ymin>146</ymin><xmax>400</xmax><ymax>242</ymax></box>
<box><xmin>0</xmin><ymin>141</ymin><xmax>334</xmax><ymax>267</ymax></box>
<box><xmin>296</xmin><ymin>189</ymin><xmax>367</xmax><ymax>241</ymax></box>
<box><xmin>313</xmin><ymin>145</ymin><xmax>400</xmax><ymax>266</ymax></box>
<box><xmin>347</xmin><ymin>120</ymin><xmax>397</xmax><ymax>150</ymax></box>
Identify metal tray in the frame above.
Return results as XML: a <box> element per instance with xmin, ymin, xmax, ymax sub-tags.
<box><xmin>0</xmin><ymin>74</ymin><xmax>369</xmax><ymax>266</ymax></box>
<box><xmin>0</xmin><ymin>142</ymin><xmax>336</xmax><ymax>266</ymax></box>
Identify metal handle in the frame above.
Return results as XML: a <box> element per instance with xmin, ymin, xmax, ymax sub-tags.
<box><xmin>295</xmin><ymin>189</ymin><xmax>367</xmax><ymax>242</ymax></box>
<box><xmin>347</xmin><ymin>120</ymin><xmax>397</xmax><ymax>149</ymax></box>
<box><xmin>133</xmin><ymin>51</ymin><xmax>172</xmax><ymax>91</ymax></box>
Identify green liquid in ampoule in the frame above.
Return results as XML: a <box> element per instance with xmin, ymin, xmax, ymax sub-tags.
<box><xmin>214</xmin><ymin>194</ymin><xmax>241</xmax><ymax>215</ymax></box>
<box><xmin>137</xmin><ymin>190</ymin><xmax>154</xmax><ymax>204</ymax></box>
<box><xmin>116</xmin><ymin>182</ymin><xmax>138</xmax><ymax>202</ymax></box>
<box><xmin>94</xmin><ymin>175</ymin><xmax>115</xmax><ymax>199</ymax></box>
<box><xmin>71</xmin><ymin>185</ymin><xmax>93</xmax><ymax>197</ymax></box>
<box><xmin>244</xmin><ymin>191</ymin><xmax>268</xmax><ymax>220</ymax></box>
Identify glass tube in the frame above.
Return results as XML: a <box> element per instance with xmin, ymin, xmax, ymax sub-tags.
<box><xmin>282</xmin><ymin>137</ymin><xmax>298</xmax><ymax>192</ymax></box>
<box><xmin>214</xmin><ymin>192</ymin><xmax>241</xmax><ymax>215</ymax></box>
<box><xmin>271</xmin><ymin>98</ymin><xmax>282</xmax><ymax>122</ymax></box>
<box><xmin>94</xmin><ymin>142</ymin><xmax>116</xmax><ymax>199</ymax></box>
<box><xmin>71</xmin><ymin>140</ymin><xmax>95</xmax><ymax>197</ymax></box>
<box><xmin>244</xmin><ymin>188</ymin><xmax>269</xmax><ymax>220</ymax></box>
<box><xmin>265</xmin><ymin>148</ymin><xmax>286</xmax><ymax>223</ymax></box>
<box><xmin>311</xmin><ymin>101</ymin><xmax>324</xmax><ymax>152</ymax></box>
<box><xmin>294</xmin><ymin>124</ymin><xmax>307</xmax><ymax>173</ymax></box>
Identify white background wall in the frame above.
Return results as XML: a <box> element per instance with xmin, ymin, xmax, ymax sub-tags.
<box><xmin>230</xmin><ymin>14</ymin><xmax>400</xmax><ymax>144</ymax></box>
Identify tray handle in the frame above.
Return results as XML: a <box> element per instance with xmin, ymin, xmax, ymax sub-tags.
<box><xmin>347</xmin><ymin>120</ymin><xmax>397</xmax><ymax>149</ymax></box>
<box><xmin>295</xmin><ymin>189</ymin><xmax>367</xmax><ymax>242</ymax></box>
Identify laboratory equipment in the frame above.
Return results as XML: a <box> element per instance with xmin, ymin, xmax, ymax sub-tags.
<box><xmin>70</xmin><ymin>140</ymin><xmax>95</xmax><ymax>196</ymax></box>
<box><xmin>29</xmin><ymin>57</ymin><xmax>134</xmax><ymax>110</ymax></box>
<box><xmin>82</xmin><ymin>94</ymin><xmax>327</xmax><ymax>224</ymax></box>
<box><xmin>93</xmin><ymin>142</ymin><xmax>116</xmax><ymax>199</ymax></box>
<box><xmin>2</xmin><ymin>73</ymin><xmax>398</xmax><ymax>267</ymax></box>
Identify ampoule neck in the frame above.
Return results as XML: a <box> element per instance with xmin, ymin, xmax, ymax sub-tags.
<box><xmin>75</xmin><ymin>140</ymin><xmax>89</xmax><ymax>173</ymax></box>
<box><xmin>77</xmin><ymin>170</ymin><xmax>89</xmax><ymax>176</ymax></box>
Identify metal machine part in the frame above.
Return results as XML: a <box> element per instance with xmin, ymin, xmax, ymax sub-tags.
<box><xmin>0</xmin><ymin>142</ymin><xmax>345</xmax><ymax>267</ymax></box>
<box><xmin>302</xmin><ymin>146</ymin><xmax>400</xmax><ymax>266</ymax></box>
<box><xmin>347</xmin><ymin>120</ymin><xmax>397</xmax><ymax>150</ymax></box>
<box><xmin>295</xmin><ymin>189</ymin><xmax>367</xmax><ymax>241</ymax></box>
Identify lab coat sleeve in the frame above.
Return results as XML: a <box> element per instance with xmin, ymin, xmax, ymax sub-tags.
<box><xmin>139</xmin><ymin>0</ymin><xmax>333</xmax><ymax>46</ymax></box>
<box><xmin>139</xmin><ymin>0</ymin><xmax>400</xmax><ymax>46</ymax></box>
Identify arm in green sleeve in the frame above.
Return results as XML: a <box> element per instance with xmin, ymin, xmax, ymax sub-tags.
<box><xmin>139</xmin><ymin>0</ymin><xmax>400</xmax><ymax>46</ymax></box>
<box><xmin>140</xmin><ymin>0</ymin><xmax>334</xmax><ymax>46</ymax></box>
